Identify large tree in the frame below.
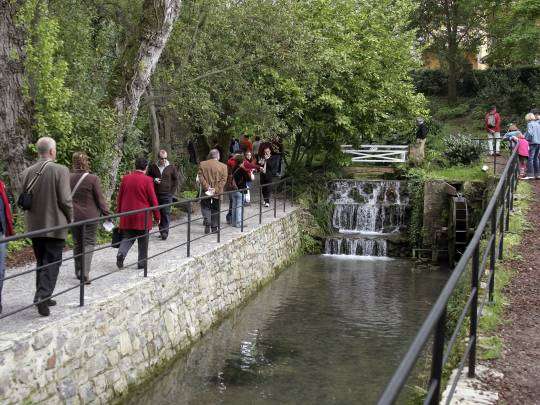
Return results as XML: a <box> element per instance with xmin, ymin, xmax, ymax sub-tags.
<box><xmin>413</xmin><ymin>0</ymin><xmax>487</xmax><ymax>102</ymax></box>
<box><xmin>0</xmin><ymin>0</ymin><xmax>33</xmax><ymax>191</ymax></box>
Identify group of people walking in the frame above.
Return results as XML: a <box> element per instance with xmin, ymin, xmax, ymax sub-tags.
<box><xmin>491</xmin><ymin>108</ymin><xmax>540</xmax><ymax>179</ymax></box>
<box><xmin>0</xmin><ymin>134</ymin><xmax>282</xmax><ymax>317</ymax></box>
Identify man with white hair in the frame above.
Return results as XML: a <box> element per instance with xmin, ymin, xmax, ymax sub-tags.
<box><xmin>147</xmin><ymin>149</ymin><xmax>179</xmax><ymax>240</ymax></box>
<box><xmin>197</xmin><ymin>149</ymin><xmax>227</xmax><ymax>233</ymax></box>
<box><xmin>20</xmin><ymin>137</ymin><xmax>72</xmax><ymax>316</ymax></box>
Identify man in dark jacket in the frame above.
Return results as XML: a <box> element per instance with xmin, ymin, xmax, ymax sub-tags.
<box><xmin>147</xmin><ymin>149</ymin><xmax>179</xmax><ymax>240</ymax></box>
<box><xmin>412</xmin><ymin>117</ymin><xmax>428</xmax><ymax>163</ymax></box>
<box><xmin>20</xmin><ymin>137</ymin><xmax>72</xmax><ymax>317</ymax></box>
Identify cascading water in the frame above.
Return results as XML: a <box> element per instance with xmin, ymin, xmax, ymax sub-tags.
<box><xmin>325</xmin><ymin>180</ymin><xmax>409</xmax><ymax>257</ymax></box>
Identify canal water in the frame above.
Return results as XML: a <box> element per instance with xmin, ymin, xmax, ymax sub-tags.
<box><xmin>126</xmin><ymin>255</ymin><xmax>448</xmax><ymax>405</ymax></box>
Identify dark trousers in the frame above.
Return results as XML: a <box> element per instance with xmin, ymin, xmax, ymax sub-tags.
<box><xmin>201</xmin><ymin>197</ymin><xmax>220</xmax><ymax>229</ymax></box>
<box><xmin>72</xmin><ymin>223</ymin><xmax>98</xmax><ymax>278</ymax></box>
<box><xmin>260</xmin><ymin>173</ymin><xmax>274</xmax><ymax>204</ymax></box>
<box><xmin>32</xmin><ymin>237</ymin><xmax>65</xmax><ymax>303</ymax></box>
<box><xmin>157</xmin><ymin>193</ymin><xmax>173</xmax><ymax>238</ymax></box>
<box><xmin>118</xmin><ymin>229</ymin><xmax>149</xmax><ymax>267</ymax></box>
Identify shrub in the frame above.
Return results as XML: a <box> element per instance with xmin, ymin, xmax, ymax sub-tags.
<box><xmin>443</xmin><ymin>134</ymin><xmax>485</xmax><ymax>166</ymax></box>
<box><xmin>436</xmin><ymin>103</ymin><xmax>469</xmax><ymax>120</ymax></box>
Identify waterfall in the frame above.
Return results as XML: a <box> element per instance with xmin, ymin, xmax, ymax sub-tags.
<box><xmin>325</xmin><ymin>181</ymin><xmax>409</xmax><ymax>257</ymax></box>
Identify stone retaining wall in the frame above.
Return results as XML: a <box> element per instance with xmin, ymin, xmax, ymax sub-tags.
<box><xmin>0</xmin><ymin>209</ymin><xmax>306</xmax><ymax>404</ymax></box>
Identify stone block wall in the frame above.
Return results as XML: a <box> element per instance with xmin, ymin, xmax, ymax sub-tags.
<box><xmin>0</xmin><ymin>209</ymin><xmax>306</xmax><ymax>404</ymax></box>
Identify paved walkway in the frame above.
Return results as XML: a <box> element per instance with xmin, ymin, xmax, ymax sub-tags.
<box><xmin>0</xmin><ymin>196</ymin><xmax>295</xmax><ymax>338</ymax></box>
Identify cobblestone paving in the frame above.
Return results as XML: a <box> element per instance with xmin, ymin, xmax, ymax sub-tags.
<box><xmin>0</xmin><ymin>197</ymin><xmax>294</xmax><ymax>337</ymax></box>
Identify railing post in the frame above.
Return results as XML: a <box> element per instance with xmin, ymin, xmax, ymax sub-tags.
<box><xmin>241</xmin><ymin>192</ymin><xmax>245</xmax><ymax>232</ymax></box>
<box><xmin>79</xmin><ymin>223</ymin><xmax>86</xmax><ymax>307</ymax></box>
<box><xmin>469</xmin><ymin>245</ymin><xmax>480</xmax><ymax>377</ymax></box>
<box><xmin>489</xmin><ymin>202</ymin><xmax>497</xmax><ymax>303</ymax></box>
<box><xmin>498</xmin><ymin>192</ymin><xmax>505</xmax><ymax>261</ymax></box>
<box><xmin>217</xmin><ymin>198</ymin><xmax>221</xmax><ymax>243</ymax></box>
<box><xmin>259</xmin><ymin>185</ymin><xmax>263</xmax><ymax>224</ymax></box>
<box><xmin>283</xmin><ymin>180</ymin><xmax>286</xmax><ymax>212</ymax></box>
<box><xmin>273</xmin><ymin>183</ymin><xmax>277</xmax><ymax>218</ymax></box>
<box><xmin>143</xmin><ymin>212</ymin><xmax>148</xmax><ymax>277</ymax></box>
<box><xmin>187</xmin><ymin>201</ymin><xmax>191</xmax><ymax>257</ymax></box>
<box><xmin>429</xmin><ymin>307</ymin><xmax>447</xmax><ymax>405</ymax></box>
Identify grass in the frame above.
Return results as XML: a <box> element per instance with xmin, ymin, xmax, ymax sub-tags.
<box><xmin>424</xmin><ymin>165</ymin><xmax>489</xmax><ymax>182</ymax></box>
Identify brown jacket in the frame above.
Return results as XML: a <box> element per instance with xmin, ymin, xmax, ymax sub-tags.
<box><xmin>70</xmin><ymin>171</ymin><xmax>110</xmax><ymax>221</ymax></box>
<box><xmin>20</xmin><ymin>158</ymin><xmax>73</xmax><ymax>239</ymax></box>
<box><xmin>147</xmin><ymin>163</ymin><xmax>179</xmax><ymax>195</ymax></box>
<box><xmin>197</xmin><ymin>159</ymin><xmax>228</xmax><ymax>197</ymax></box>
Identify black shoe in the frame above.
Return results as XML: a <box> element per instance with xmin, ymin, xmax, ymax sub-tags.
<box><xmin>84</xmin><ymin>277</ymin><xmax>91</xmax><ymax>285</ymax></box>
<box><xmin>116</xmin><ymin>254</ymin><xmax>124</xmax><ymax>269</ymax></box>
<box><xmin>75</xmin><ymin>273</ymin><xmax>81</xmax><ymax>280</ymax></box>
<box><xmin>211</xmin><ymin>227</ymin><xmax>219</xmax><ymax>233</ymax></box>
<box><xmin>47</xmin><ymin>299</ymin><xmax>57</xmax><ymax>306</ymax></box>
<box><xmin>205</xmin><ymin>225</ymin><xmax>211</xmax><ymax>234</ymax></box>
<box><xmin>160</xmin><ymin>234</ymin><xmax>168</xmax><ymax>240</ymax></box>
<box><xmin>37</xmin><ymin>301</ymin><xmax>50</xmax><ymax>317</ymax></box>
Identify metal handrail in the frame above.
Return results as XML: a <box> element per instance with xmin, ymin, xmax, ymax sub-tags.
<box><xmin>377</xmin><ymin>146</ymin><xmax>519</xmax><ymax>405</ymax></box>
<box><xmin>0</xmin><ymin>176</ymin><xmax>292</xmax><ymax>320</ymax></box>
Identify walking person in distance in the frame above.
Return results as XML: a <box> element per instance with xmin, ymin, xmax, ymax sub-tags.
<box><xmin>116</xmin><ymin>157</ymin><xmax>160</xmax><ymax>269</ymax></box>
<box><xmin>485</xmin><ymin>106</ymin><xmax>501</xmax><ymax>156</ymax></box>
<box><xmin>197</xmin><ymin>149</ymin><xmax>228</xmax><ymax>234</ymax></box>
<box><xmin>20</xmin><ymin>137</ymin><xmax>72</xmax><ymax>317</ymax></box>
<box><xmin>0</xmin><ymin>179</ymin><xmax>14</xmax><ymax>314</ymax></box>
<box><xmin>147</xmin><ymin>149</ymin><xmax>179</xmax><ymax>240</ymax></box>
<box><xmin>70</xmin><ymin>152</ymin><xmax>110</xmax><ymax>284</ymax></box>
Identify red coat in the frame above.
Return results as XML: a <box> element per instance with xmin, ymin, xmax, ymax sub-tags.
<box><xmin>485</xmin><ymin>111</ymin><xmax>501</xmax><ymax>133</ymax></box>
<box><xmin>0</xmin><ymin>180</ymin><xmax>14</xmax><ymax>236</ymax></box>
<box><xmin>117</xmin><ymin>171</ymin><xmax>160</xmax><ymax>231</ymax></box>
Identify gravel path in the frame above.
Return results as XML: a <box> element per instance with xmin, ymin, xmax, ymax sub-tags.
<box><xmin>0</xmin><ymin>196</ymin><xmax>294</xmax><ymax>338</ymax></box>
<box><xmin>487</xmin><ymin>180</ymin><xmax>540</xmax><ymax>404</ymax></box>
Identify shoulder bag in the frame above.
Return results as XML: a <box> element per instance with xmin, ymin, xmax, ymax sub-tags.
<box><xmin>70</xmin><ymin>172</ymin><xmax>89</xmax><ymax>198</ymax></box>
<box><xmin>17</xmin><ymin>160</ymin><xmax>52</xmax><ymax>210</ymax></box>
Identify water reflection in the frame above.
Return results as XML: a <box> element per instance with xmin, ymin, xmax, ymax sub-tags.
<box><xmin>125</xmin><ymin>256</ymin><xmax>447</xmax><ymax>405</ymax></box>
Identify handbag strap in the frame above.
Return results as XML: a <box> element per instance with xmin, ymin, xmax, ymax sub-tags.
<box><xmin>25</xmin><ymin>160</ymin><xmax>52</xmax><ymax>194</ymax></box>
<box><xmin>70</xmin><ymin>172</ymin><xmax>89</xmax><ymax>198</ymax></box>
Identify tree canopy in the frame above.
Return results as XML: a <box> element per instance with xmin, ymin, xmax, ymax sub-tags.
<box><xmin>1</xmin><ymin>0</ymin><xmax>427</xmax><ymax>193</ymax></box>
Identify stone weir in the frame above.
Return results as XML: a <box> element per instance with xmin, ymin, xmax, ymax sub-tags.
<box><xmin>325</xmin><ymin>180</ymin><xmax>410</xmax><ymax>257</ymax></box>
<box><xmin>0</xmin><ymin>208</ymin><xmax>306</xmax><ymax>404</ymax></box>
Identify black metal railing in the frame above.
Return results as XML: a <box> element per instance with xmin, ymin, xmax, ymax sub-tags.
<box><xmin>377</xmin><ymin>146</ymin><xmax>520</xmax><ymax>405</ymax></box>
<box><xmin>0</xmin><ymin>177</ymin><xmax>293</xmax><ymax>320</ymax></box>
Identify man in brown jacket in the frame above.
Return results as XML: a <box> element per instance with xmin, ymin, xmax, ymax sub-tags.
<box><xmin>147</xmin><ymin>149</ymin><xmax>179</xmax><ymax>240</ymax></box>
<box><xmin>20</xmin><ymin>137</ymin><xmax>72</xmax><ymax>316</ymax></box>
<box><xmin>197</xmin><ymin>149</ymin><xmax>227</xmax><ymax>233</ymax></box>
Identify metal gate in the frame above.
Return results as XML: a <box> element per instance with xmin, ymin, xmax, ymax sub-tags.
<box><xmin>341</xmin><ymin>144</ymin><xmax>408</xmax><ymax>163</ymax></box>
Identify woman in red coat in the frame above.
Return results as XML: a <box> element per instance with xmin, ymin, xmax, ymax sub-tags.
<box><xmin>0</xmin><ymin>180</ymin><xmax>15</xmax><ymax>314</ymax></box>
<box><xmin>116</xmin><ymin>158</ymin><xmax>160</xmax><ymax>269</ymax></box>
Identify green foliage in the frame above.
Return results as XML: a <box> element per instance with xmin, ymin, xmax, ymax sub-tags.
<box><xmin>404</xmin><ymin>168</ymin><xmax>426</xmax><ymax>249</ymax></box>
<box><xmin>435</xmin><ymin>103</ymin><xmax>469</xmax><ymax>120</ymax></box>
<box><xmin>18</xmin><ymin>0</ymin><xmax>73</xmax><ymax>139</ymax></box>
<box><xmin>485</xmin><ymin>0</ymin><xmax>540</xmax><ymax>67</ymax></box>
<box><xmin>442</xmin><ymin>134</ymin><xmax>485</xmax><ymax>166</ymax></box>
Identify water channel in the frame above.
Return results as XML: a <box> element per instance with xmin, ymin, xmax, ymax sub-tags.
<box><xmin>126</xmin><ymin>255</ymin><xmax>448</xmax><ymax>404</ymax></box>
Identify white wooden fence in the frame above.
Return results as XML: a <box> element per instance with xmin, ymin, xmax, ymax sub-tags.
<box><xmin>341</xmin><ymin>144</ymin><xmax>408</xmax><ymax>163</ymax></box>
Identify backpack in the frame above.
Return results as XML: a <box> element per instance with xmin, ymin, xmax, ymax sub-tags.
<box><xmin>225</xmin><ymin>167</ymin><xmax>239</xmax><ymax>192</ymax></box>
<box><xmin>487</xmin><ymin>113</ymin><xmax>496</xmax><ymax>128</ymax></box>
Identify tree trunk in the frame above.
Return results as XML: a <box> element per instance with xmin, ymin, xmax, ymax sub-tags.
<box><xmin>0</xmin><ymin>1</ymin><xmax>34</xmax><ymax>192</ymax></box>
<box><xmin>147</xmin><ymin>84</ymin><xmax>160</xmax><ymax>162</ymax></box>
<box><xmin>105</xmin><ymin>0</ymin><xmax>182</xmax><ymax>200</ymax></box>
<box><xmin>447</xmin><ymin>42</ymin><xmax>458</xmax><ymax>103</ymax></box>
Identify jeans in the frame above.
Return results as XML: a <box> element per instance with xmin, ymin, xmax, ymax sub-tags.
<box><xmin>157</xmin><ymin>194</ymin><xmax>173</xmax><ymax>238</ymax></box>
<box><xmin>488</xmin><ymin>132</ymin><xmax>501</xmax><ymax>154</ymax></box>
<box><xmin>231</xmin><ymin>191</ymin><xmax>244</xmax><ymax>227</ymax></box>
<box><xmin>118</xmin><ymin>229</ymin><xmax>149</xmax><ymax>268</ymax></box>
<box><xmin>0</xmin><ymin>233</ymin><xmax>6</xmax><ymax>304</ymax></box>
<box><xmin>31</xmin><ymin>237</ymin><xmax>65</xmax><ymax>303</ymax></box>
<box><xmin>201</xmin><ymin>197</ymin><xmax>220</xmax><ymax>230</ymax></box>
<box><xmin>72</xmin><ymin>223</ymin><xmax>98</xmax><ymax>279</ymax></box>
<box><xmin>527</xmin><ymin>143</ymin><xmax>540</xmax><ymax>177</ymax></box>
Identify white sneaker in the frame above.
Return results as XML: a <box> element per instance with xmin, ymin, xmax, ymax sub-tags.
<box><xmin>264</xmin><ymin>202</ymin><xmax>270</xmax><ymax>207</ymax></box>
<box><xmin>523</xmin><ymin>176</ymin><xmax>533</xmax><ymax>180</ymax></box>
